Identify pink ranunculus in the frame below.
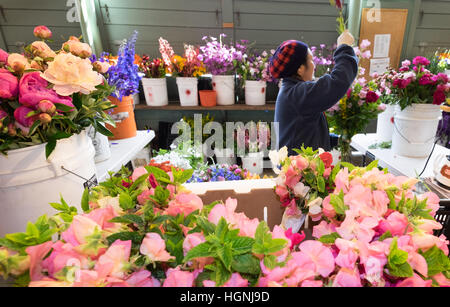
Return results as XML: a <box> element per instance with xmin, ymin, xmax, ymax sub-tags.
<box><xmin>163</xmin><ymin>267</ymin><xmax>196</xmax><ymax>287</ymax></box>
<box><xmin>14</xmin><ymin>106</ymin><xmax>37</xmax><ymax>128</ymax></box>
<box><xmin>333</xmin><ymin>267</ymin><xmax>362</xmax><ymax>287</ymax></box>
<box><xmin>41</xmin><ymin>52</ymin><xmax>102</xmax><ymax>96</ymax></box>
<box><xmin>0</xmin><ymin>48</ymin><xmax>8</xmax><ymax>64</ymax></box>
<box><xmin>165</xmin><ymin>192</ymin><xmax>203</xmax><ymax>217</ymax></box>
<box><xmin>412</xmin><ymin>56</ymin><xmax>430</xmax><ymax>66</ymax></box>
<box><xmin>95</xmin><ymin>240</ymin><xmax>132</xmax><ymax>279</ymax></box>
<box><xmin>298</xmin><ymin>240</ymin><xmax>335</xmax><ymax>277</ymax></box>
<box><xmin>31</xmin><ymin>41</ymin><xmax>57</xmax><ymax>59</ymax></box>
<box><xmin>33</xmin><ymin>25</ymin><xmax>52</xmax><ymax>39</ymax></box>
<box><xmin>0</xmin><ymin>68</ymin><xmax>19</xmax><ymax>99</ymax></box>
<box><xmin>140</xmin><ymin>232</ymin><xmax>174</xmax><ymax>262</ymax></box>
<box><xmin>19</xmin><ymin>72</ymin><xmax>74</xmax><ymax>109</ymax></box>
<box><xmin>433</xmin><ymin>90</ymin><xmax>445</xmax><ymax>105</ymax></box>
<box><xmin>137</xmin><ymin>188</ymin><xmax>155</xmax><ymax>206</ymax></box>
<box><xmin>7</xmin><ymin>53</ymin><xmax>29</xmax><ymax>72</ymax></box>
<box><xmin>25</xmin><ymin>241</ymin><xmax>54</xmax><ymax>281</ymax></box>
<box><xmin>396</xmin><ymin>273</ymin><xmax>432</xmax><ymax>287</ymax></box>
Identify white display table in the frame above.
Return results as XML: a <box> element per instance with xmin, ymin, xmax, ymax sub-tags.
<box><xmin>351</xmin><ymin>133</ymin><xmax>450</xmax><ymax>178</ymax></box>
<box><xmin>95</xmin><ymin>130</ymin><xmax>155</xmax><ymax>182</ymax></box>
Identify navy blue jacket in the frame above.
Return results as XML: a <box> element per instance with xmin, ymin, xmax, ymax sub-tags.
<box><xmin>274</xmin><ymin>44</ymin><xmax>358</xmax><ymax>154</ymax></box>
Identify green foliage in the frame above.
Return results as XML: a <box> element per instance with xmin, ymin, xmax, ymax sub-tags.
<box><xmin>419</xmin><ymin>246</ymin><xmax>450</xmax><ymax>277</ymax></box>
<box><xmin>319</xmin><ymin>232</ymin><xmax>341</xmax><ymax>244</ymax></box>
<box><xmin>387</xmin><ymin>237</ymin><xmax>413</xmax><ymax>278</ymax></box>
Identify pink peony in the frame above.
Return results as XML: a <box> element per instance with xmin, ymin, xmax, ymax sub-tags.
<box><xmin>95</xmin><ymin>240</ymin><xmax>132</xmax><ymax>279</ymax></box>
<box><xmin>63</xmin><ymin>37</ymin><xmax>93</xmax><ymax>58</ymax></box>
<box><xmin>33</xmin><ymin>25</ymin><xmax>52</xmax><ymax>39</ymax></box>
<box><xmin>140</xmin><ymin>233</ymin><xmax>174</xmax><ymax>262</ymax></box>
<box><xmin>7</xmin><ymin>53</ymin><xmax>29</xmax><ymax>72</ymax></box>
<box><xmin>433</xmin><ymin>90</ymin><xmax>445</xmax><ymax>105</ymax></box>
<box><xmin>31</xmin><ymin>41</ymin><xmax>57</xmax><ymax>59</ymax></box>
<box><xmin>165</xmin><ymin>192</ymin><xmax>203</xmax><ymax>217</ymax></box>
<box><xmin>0</xmin><ymin>68</ymin><xmax>19</xmax><ymax>99</ymax></box>
<box><xmin>298</xmin><ymin>240</ymin><xmax>335</xmax><ymax>277</ymax></box>
<box><xmin>19</xmin><ymin>72</ymin><xmax>74</xmax><ymax>109</ymax></box>
<box><xmin>41</xmin><ymin>52</ymin><xmax>102</xmax><ymax>96</ymax></box>
<box><xmin>365</xmin><ymin>90</ymin><xmax>379</xmax><ymax>103</ymax></box>
<box><xmin>14</xmin><ymin>106</ymin><xmax>37</xmax><ymax>128</ymax></box>
<box><xmin>163</xmin><ymin>267</ymin><xmax>196</xmax><ymax>287</ymax></box>
<box><xmin>412</xmin><ymin>56</ymin><xmax>430</xmax><ymax>66</ymax></box>
<box><xmin>0</xmin><ymin>48</ymin><xmax>8</xmax><ymax>64</ymax></box>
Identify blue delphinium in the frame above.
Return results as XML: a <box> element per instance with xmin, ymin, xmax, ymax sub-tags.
<box><xmin>106</xmin><ymin>31</ymin><xmax>142</xmax><ymax>100</ymax></box>
<box><xmin>188</xmin><ymin>164</ymin><xmax>247</xmax><ymax>182</ymax></box>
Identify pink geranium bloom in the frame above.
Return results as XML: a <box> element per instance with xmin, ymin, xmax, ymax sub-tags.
<box><xmin>26</xmin><ymin>241</ymin><xmax>53</xmax><ymax>281</ymax></box>
<box><xmin>165</xmin><ymin>192</ymin><xmax>203</xmax><ymax>217</ymax></box>
<box><xmin>396</xmin><ymin>273</ymin><xmax>432</xmax><ymax>287</ymax></box>
<box><xmin>298</xmin><ymin>241</ymin><xmax>335</xmax><ymax>277</ymax></box>
<box><xmin>95</xmin><ymin>240</ymin><xmax>131</xmax><ymax>279</ymax></box>
<box><xmin>140</xmin><ymin>233</ymin><xmax>174</xmax><ymax>262</ymax></box>
<box><xmin>163</xmin><ymin>267</ymin><xmax>196</xmax><ymax>287</ymax></box>
<box><xmin>333</xmin><ymin>267</ymin><xmax>362</xmax><ymax>287</ymax></box>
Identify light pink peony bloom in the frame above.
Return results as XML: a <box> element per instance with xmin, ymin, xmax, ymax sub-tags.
<box><xmin>298</xmin><ymin>240</ymin><xmax>335</xmax><ymax>277</ymax></box>
<box><xmin>33</xmin><ymin>25</ymin><xmax>52</xmax><ymax>39</ymax></box>
<box><xmin>41</xmin><ymin>53</ymin><xmax>103</xmax><ymax>96</ymax></box>
<box><xmin>333</xmin><ymin>267</ymin><xmax>362</xmax><ymax>287</ymax></box>
<box><xmin>165</xmin><ymin>192</ymin><xmax>203</xmax><ymax>217</ymax></box>
<box><xmin>26</xmin><ymin>241</ymin><xmax>53</xmax><ymax>281</ymax></box>
<box><xmin>31</xmin><ymin>41</ymin><xmax>57</xmax><ymax>59</ymax></box>
<box><xmin>95</xmin><ymin>240</ymin><xmax>131</xmax><ymax>279</ymax></box>
<box><xmin>163</xmin><ymin>267</ymin><xmax>196</xmax><ymax>287</ymax></box>
<box><xmin>140</xmin><ymin>233</ymin><xmax>174</xmax><ymax>262</ymax></box>
<box><xmin>7</xmin><ymin>53</ymin><xmax>29</xmax><ymax>72</ymax></box>
<box><xmin>396</xmin><ymin>273</ymin><xmax>432</xmax><ymax>287</ymax></box>
<box><xmin>14</xmin><ymin>106</ymin><xmax>37</xmax><ymax>129</ymax></box>
<box><xmin>0</xmin><ymin>68</ymin><xmax>19</xmax><ymax>99</ymax></box>
<box><xmin>63</xmin><ymin>37</ymin><xmax>93</xmax><ymax>58</ymax></box>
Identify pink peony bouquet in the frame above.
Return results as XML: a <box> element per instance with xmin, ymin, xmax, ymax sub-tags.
<box><xmin>1</xmin><ymin>150</ymin><xmax>449</xmax><ymax>287</ymax></box>
<box><xmin>390</xmin><ymin>56</ymin><xmax>449</xmax><ymax>110</ymax></box>
<box><xmin>0</xmin><ymin>26</ymin><xmax>115</xmax><ymax>157</ymax></box>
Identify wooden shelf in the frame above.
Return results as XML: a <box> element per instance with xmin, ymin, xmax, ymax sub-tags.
<box><xmin>135</xmin><ymin>102</ymin><xmax>276</xmax><ymax>111</ymax></box>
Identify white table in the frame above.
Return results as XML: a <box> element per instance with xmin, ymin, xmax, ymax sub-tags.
<box><xmin>351</xmin><ymin>133</ymin><xmax>450</xmax><ymax>178</ymax></box>
<box><xmin>95</xmin><ymin>130</ymin><xmax>155</xmax><ymax>182</ymax></box>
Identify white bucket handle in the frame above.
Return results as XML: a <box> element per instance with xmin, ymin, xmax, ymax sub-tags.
<box><xmin>393</xmin><ymin>119</ymin><xmax>437</xmax><ymax>145</ymax></box>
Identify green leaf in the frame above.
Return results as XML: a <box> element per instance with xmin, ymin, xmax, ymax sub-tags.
<box><xmin>386</xmin><ymin>190</ymin><xmax>397</xmax><ymax>210</ymax></box>
<box><xmin>319</xmin><ymin>232</ymin><xmax>341</xmax><ymax>244</ymax></box>
<box><xmin>263</xmin><ymin>254</ymin><xmax>278</xmax><ymax>270</ymax></box>
<box><xmin>215</xmin><ymin>261</ymin><xmax>232</xmax><ymax>287</ymax></box>
<box><xmin>378</xmin><ymin>230</ymin><xmax>392</xmax><ymax>241</ymax></box>
<box><xmin>119</xmin><ymin>192</ymin><xmax>134</xmax><ymax>210</ymax></box>
<box><xmin>317</xmin><ymin>176</ymin><xmax>326</xmax><ymax>193</ymax></box>
<box><xmin>45</xmin><ymin>139</ymin><xmax>57</xmax><ymax>159</ymax></box>
<box><xmin>54</xmin><ymin>103</ymin><xmax>74</xmax><ymax>112</ymax></box>
<box><xmin>267</xmin><ymin>238</ymin><xmax>288</xmax><ymax>254</ymax></box>
<box><xmin>217</xmin><ymin>244</ymin><xmax>233</xmax><ymax>270</ymax></box>
<box><xmin>329</xmin><ymin>191</ymin><xmax>348</xmax><ymax>216</ymax></box>
<box><xmin>106</xmin><ymin>232</ymin><xmax>143</xmax><ymax>246</ymax></box>
<box><xmin>387</xmin><ymin>237</ymin><xmax>413</xmax><ymax>278</ymax></box>
<box><xmin>129</xmin><ymin>173</ymin><xmax>150</xmax><ymax>191</ymax></box>
<box><xmin>26</xmin><ymin>222</ymin><xmax>39</xmax><ymax>238</ymax></box>
<box><xmin>317</xmin><ymin>159</ymin><xmax>325</xmax><ymax>176</ymax></box>
<box><xmin>420</xmin><ymin>246</ymin><xmax>450</xmax><ymax>277</ymax></box>
<box><xmin>231</xmin><ymin>254</ymin><xmax>261</xmax><ymax>275</ymax></box>
<box><xmin>154</xmin><ymin>186</ymin><xmax>170</xmax><ymax>204</ymax></box>
<box><xmin>388</xmin><ymin>261</ymin><xmax>413</xmax><ymax>278</ymax></box>
<box><xmin>184</xmin><ymin>242</ymin><xmax>215</xmax><ymax>262</ymax></box>
<box><xmin>28</xmin><ymin>120</ymin><xmax>41</xmax><ymax>136</ymax></box>
<box><xmin>144</xmin><ymin>166</ymin><xmax>170</xmax><ymax>182</ymax></box>
<box><xmin>254</xmin><ymin>221</ymin><xmax>271</xmax><ymax>245</ymax></box>
<box><xmin>366</xmin><ymin>160</ymin><xmax>379</xmax><ymax>170</ymax></box>
<box><xmin>109</xmin><ymin>214</ymin><xmax>144</xmax><ymax>227</ymax></box>
<box><xmin>230</xmin><ymin>237</ymin><xmax>255</xmax><ymax>255</ymax></box>
<box><xmin>81</xmin><ymin>188</ymin><xmax>90</xmax><ymax>212</ymax></box>
<box><xmin>94</xmin><ymin>122</ymin><xmax>114</xmax><ymax>137</ymax></box>
<box><xmin>196</xmin><ymin>217</ymin><xmax>216</xmax><ymax>235</ymax></box>
<box><xmin>174</xmin><ymin>169</ymin><xmax>194</xmax><ymax>184</ymax></box>
<box><xmin>215</xmin><ymin>218</ymin><xmax>229</xmax><ymax>242</ymax></box>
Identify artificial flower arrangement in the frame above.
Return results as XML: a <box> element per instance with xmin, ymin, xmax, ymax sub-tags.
<box><xmin>326</xmin><ymin>39</ymin><xmax>383</xmax><ymax>162</ymax></box>
<box><xmin>311</xmin><ymin>43</ymin><xmax>336</xmax><ymax>78</ymax></box>
<box><xmin>198</xmin><ymin>34</ymin><xmax>245</xmax><ymax>76</ymax></box>
<box><xmin>158</xmin><ymin>37</ymin><xmax>205</xmax><ymax>78</ymax></box>
<box><xmin>0</xmin><ymin>26</ymin><xmax>115</xmax><ymax>157</ymax></box>
<box><xmin>390</xmin><ymin>56</ymin><xmax>449</xmax><ymax>110</ymax></box>
<box><xmin>1</xmin><ymin>147</ymin><xmax>449</xmax><ymax>287</ymax></box>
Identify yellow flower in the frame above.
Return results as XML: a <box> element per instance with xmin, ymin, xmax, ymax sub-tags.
<box><xmin>339</xmin><ymin>97</ymin><xmax>347</xmax><ymax>119</ymax></box>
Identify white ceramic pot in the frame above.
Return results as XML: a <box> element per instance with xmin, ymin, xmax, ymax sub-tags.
<box><xmin>87</xmin><ymin>125</ymin><xmax>111</xmax><ymax>163</ymax></box>
<box><xmin>376</xmin><ymin>104</ymin><xmax>395</xmax><ymax>142</ymax></box>
<box><xmin>142</xmin><ymin>77</ymin><xmax>169</xmax><ymax>106</ymax></box>
<box><xmin>0</xmin><ymin>131</ymin><xmax>97</xmax><ymax>236</ymax></box>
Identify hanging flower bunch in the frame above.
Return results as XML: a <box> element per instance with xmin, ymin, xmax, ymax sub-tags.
<box><xmin>390</xmin><ymin>56</ymin><xmax>450</xmax><ymax>110</ymax></box>
<box><xmin>105</xmin><ymin>31</ymin><xmax>142</xmax><ymax>101</ymax></box>
<box><xmin>139</xmin><ymin>55</ymin><xmax>166</xmax><ymax>79</ymax></box>
<box><xmin>326</xmin><ymin>39</ymin><xmax>383</xmax><ymax>162</ymax></box>
<box><xmin>198</xmin><ymin>34</ymin><xmax>244</xmax><ymax>75</ymax></box>
<box><xmin>0</xmin><ymin>26</ymin><xmax>115</xmax><ymax>157</ymax></box>
<box><xmin>158</xmin><ymin>37</ymin><xmax>205</xmax><ymax>78</ymax></box>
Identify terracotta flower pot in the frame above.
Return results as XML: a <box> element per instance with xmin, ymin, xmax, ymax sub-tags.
<box><xmin>106</xmin><ymin>95</ymin><xmax>137</xmax><ymax>140</ymax></box>
<box><xmin>199</xmin><ymin>90</ymin><xmax>217</xmax><ymax>107</ymax></box>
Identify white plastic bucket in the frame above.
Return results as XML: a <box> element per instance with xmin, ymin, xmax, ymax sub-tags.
<box><xmin>0</xmin><ymin>131</ymin><xmax>97</xmax><ymax>236</ymax></box>
<box><xmin>212</xmin><ymin>75</ymin><xmax>235</xmax><ymax>106</ymax></box>
<box><xmin>376</xmin><ymin>104</ymin><xmax>395</xmax><ymax>142</ymax></box>
<box><xmin>176</xmin><ymin>77</ymin><xmax>198</xmax><ymax>106</ymax></box>
<box><xmin>214</xmin><ymin>148</ymin><xmax>237</xmax><ymax>166</ymax></box>
<box><xmin>132</xmin><ymin>92</ymin><xmax>140</xmax><ymax>105</ymax></box>
<box><xmin>142</xmin><ymin>78</ymin><xmax>169</xmax><ymax>106</ymax></box>
<box><xmin>245</xmin><ymin>80</ymin><xmax>267</xmax><ymax>106</ymax></box>
<box><xmin>87</xmin><ymin>125</ymin><xmax>111</xmax><ymax>163</ymax></box>
<box><xmin>242</xmin><ymin>151</ymin><xmax>264</xmax><ymax>175</ymax></box>
<box><xmin>392</xmin><ymin>104</ymin><xmax>442</xmax><ymax>157</ymax></box>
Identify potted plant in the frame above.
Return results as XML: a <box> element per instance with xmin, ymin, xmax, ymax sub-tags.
<box><xmin>235</xmin><ymin>48</ymin><xmax>275</xmax><ymax>106</ymax></box>
<box><xmin>103</xmin><ymin>31</ymin><xmax>142</xmax><ymax>140</ymax></box>
<box><xmin>236</xmin><ymin>121</ymin><xmax>270</xmax><ymax>175</ymax></box>
<box><xmin>390</xmin><ymin>56</ymin><xmax>449</xmax><ymax>157</ymax></box>
<box><xmin>199</xmin><ymin>34</ymin><xmax>245</xmax><ymax>106</ymax></box>
<box><xmin>0</xmin><ymin>26</ymin><xmax>115</xmax><ymax>235</ymax></box>
<box><xmin>139</xmin><ymin>55</ymin><xmax>168</xmax><ymax>106</ymax></box>
<box><xmin>159</xmin><ymin>37</ymin><xmax>205</xmax><ymax>107</ymax></box>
